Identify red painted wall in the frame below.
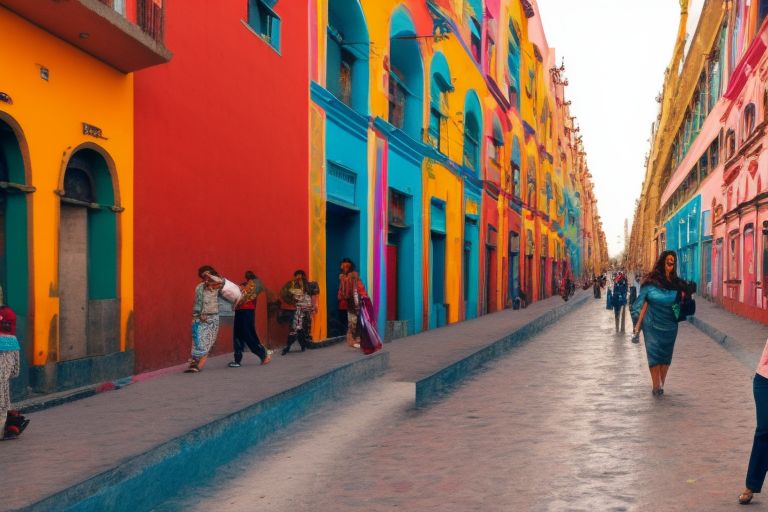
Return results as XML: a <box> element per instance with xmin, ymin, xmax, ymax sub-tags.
<box><xmin>133</xmin><ymin>0</ymin><xmax>309</xmax><ymax>372</ymax></box>
<box><xmin>481</xmin><ymin>191</ymin><xmax>499</xmax><ymax>313</ymax></box>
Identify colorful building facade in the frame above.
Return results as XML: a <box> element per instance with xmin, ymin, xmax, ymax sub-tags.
<box><xmin>0</xmin><ymin>0</ymin><xmax>171</xmax><ymax>398</ymax></box>
<box><xmin>132</xmin><ymin>0</ymin><xmax>311</xmax><ymax>372</ymax></box>
<box><xmin>631</xmin><ymin>0</ymin><xmax>768</xmax><ymax>323</ymax></box>
<box><xmin>309</xmin><ymin>0</ymin><xmax>604</xmax><ymax>342</ymax></box>
<box><xmin>4</xmin><ymin>0</ymin><xmax>605</xmax><ymax>393</ymax></box>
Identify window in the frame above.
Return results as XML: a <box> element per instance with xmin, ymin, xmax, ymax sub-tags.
<box><xmin>326</xmin><ymin>1</ymin><xmax>369</xmax><ymax>114</ymax></box>
<box><xmin>470</xmin><ymin>17</ymin><xmax>482</xmax><ymax>62</ymax></box>
<box><xmin>699</xmin><ymin>152</ymin><xmax>708</xmax><ymax>180</ymax></box>
<box><xmin>507</xmin><ymin>19</ymin><xmax>520</xmax><ymax>109</ymax></box>
<box><xmin>463</xmin><ymin>115</ymin><xmax>480</xmax><ymax>170</ymax></box>
<box><xmin>487</xmin><ymin>35</ymin><xmax>496</xmax><ymax>75</ymax></box>
<box><xmin>429</xmin><ymin>56</ymin><xmax>452</xmax><ymax>152</ymax></box>
<box><xmin>512</xmin><ymin>162</ymin><xmax>520</xmax><ymax>199</ymax></box>
<box><xmin>389</xmin><ymin>10</ymin><xmax>423</xmax><ymax>139</ymax></box>
<box><xmin>428</xmin><ymin>106</ymin><xmax>442</xmax><ymax>150</ymax></box>
<box><xmin>526</xmin><ymin>156</ymin><xmax>536</xmax><ymax>207</ymax></box>
<box><xmin>729</xmin><ymin>230</ymin><xmax>740</xmax><ymax>280</ymax></box>
<box><xmin>388</xmin><ymin>189</ymin><xmax>407</xmax><ymax>227</ymax></box>
<box><xmin>709</xmin><ymin>137</ymin><xmax>719</xmax><ymax>170</ymax></box>
<box><xmin>725</xmin><ymin>129</ymin><xmax>736</xmax><ymax>159</ymax></box>
<box><xmin>489</xmin><ymin>136</ymin><xmax>503</xmax><ymax>164</ymax></box>
<box><xmin>744</xmin><ymin>103</ymin><xmax>756</xmax><ymax>141</ymax></box>
<box><xmin>63</xmin><ymin>167</ymin><xmax>95</xmax><ymax>203</ymax></box>
<box><xmin>511</xmin><ymin>136</ymin><xmax>521</xmax><ymax>198</ymax></box>
<box><xmin>764</xmin><ymin>86</ymin><xmax>768</xmax><ymax>121</ymax></box>
<box><xmin>247</xmin><ymin>0</ymin><xmax>281</xmax><ymax>52</ymax></box>
<box><xmin>339</xmin><ymin>49</ymin><xmax>354</xmax><ymax>106</ymax></box>
<box><xmin>709</xmin><ymin>48</ymin><xmax>721</xmax><ymax>112</ymax></box>
<box><xmin>388</xmin><ymin>70</ymin><xmax>407</xmax><ymax>129</ymax></box>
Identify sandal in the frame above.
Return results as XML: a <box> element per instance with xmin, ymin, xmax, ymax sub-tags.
<box><xmin>739</xmin><ymin>489</ymin><xmax>754</xmax><ymax>505</ymax></box>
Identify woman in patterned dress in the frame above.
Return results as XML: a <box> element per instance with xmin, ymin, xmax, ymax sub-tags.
<box><xmin>281</xmin><ymin>270</ymin><xmax>318</xmax><ymax>355</ymax></box>
<box><xmin>0</xmin><ymin>288</ymin><xmax>20</xmax><ymax>437</ymax></box>
<box><xmin>186</xmin><ymin>266</ymin><xmax>223</xmax><ymax>373</ymax></box>
<box><xmin>337</xmin><ymin>258</ymin><xmax>368</xmax><ymax>349</ymax></box>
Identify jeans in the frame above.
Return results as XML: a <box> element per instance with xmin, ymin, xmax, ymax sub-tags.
<box><xmin>233</xmin><ymin>309</ymin><xmax>267</xmax><ymax>363</ymax></box>
<box><xmin>746</xmin><ymin>373</ymin><xmax>768</xmax><ymax>492</ymax></box>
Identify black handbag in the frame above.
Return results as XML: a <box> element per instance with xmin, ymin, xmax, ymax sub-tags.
<box><xmin>676</xmin><ymin>294</ymin><xmax>696</xmax><ymax>322</ymax></box>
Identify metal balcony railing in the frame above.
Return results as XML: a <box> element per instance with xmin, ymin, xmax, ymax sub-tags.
<box><xmin>98</xmin><ymin>0</ymin><xmax>165</xmax><ymax>42</ymax></box>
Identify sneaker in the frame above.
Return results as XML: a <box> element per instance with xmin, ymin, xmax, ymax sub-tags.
<box><xmin>261</xmin><ymin>355</ymin><xmax>272</xmax><ymax>366</ymax></box>
<box><xmin>184</xmin><ymin>364</ymin><xmax>200</xmax><ymax>373</ymax></box>
<box><xmin>228</xmin><ymin>362</ymin><xmax>242</xmax><ymax>368</ymax></box>
<box><xmin>353</xmin><ymin>343</ymin><xmax>360</xmax><ymax>349</ymax></box>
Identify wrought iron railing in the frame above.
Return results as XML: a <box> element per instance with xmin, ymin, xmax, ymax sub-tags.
<box><xmin>137</xmin><ymin>0</ymin><xmax>164</xmax><ymax>42</ymax></box>
<box><xmin>98</xmin><ymin>0</ymin><xmax>165</xmax><ymax>42</ymax></box>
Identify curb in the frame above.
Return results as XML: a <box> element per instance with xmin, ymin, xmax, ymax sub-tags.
<box><xmin>686</xmin><ymin>315</ymin><xmax>757</xmax><ymax>371</ymax></box>
<box><xmin>15</xmin><ymin>338</ymin><xmax>348</xmax><ymax>414</ymax></box>
<box><xmin>20</xmin><ymin>351</ymin><xmax>389</xmax><ymax>512</ymax></box>
<box><xmin>415</xmin><ymin>292</ymin><xmax>590</xmax><ymax>407</ymax></box>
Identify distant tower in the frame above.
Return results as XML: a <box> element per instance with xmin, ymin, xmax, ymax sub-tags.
<box><xmin>624</xmin><ymin>218</ymin><xmax>629</xmax><ymax>253</ymax></box>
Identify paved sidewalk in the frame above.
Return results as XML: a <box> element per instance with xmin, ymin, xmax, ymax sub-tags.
<box><xmin>2</xmin><ymin>292</ymin><xmax>584</xmax><ymax>511</ymax></box>
<box><xmin>688</xmin><ymin>298</ymin><xmax>768</xmax><ymax>370</ymax></box>
<box><xmin>166</xmin><ymin>297</ymin><xmax>757</xmax><ymax>511</ymax></box>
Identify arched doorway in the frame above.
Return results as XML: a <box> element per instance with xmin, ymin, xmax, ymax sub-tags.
<box><xmin>59</xmin><ymin>148</ymin><xmax>119</xmax><ymax>360</ymax></box>
<box><xmin>0</xmin><ymin>116</ymin><xmax>32</xmax><ymax>397</ymax></box>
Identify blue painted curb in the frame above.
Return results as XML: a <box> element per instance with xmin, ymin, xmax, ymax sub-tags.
<box><xmin>21</xmin><ymin>351</ymin><xmax>389</xmax><ymax>512</ymax></box>
<box><xmin>415</xmin><ymin>293</ymin><xmax>589</xmax><ymax>407</ymax></box>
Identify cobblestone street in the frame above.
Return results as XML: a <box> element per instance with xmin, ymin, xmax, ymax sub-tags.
<box><xmin>162</xmin><ymin>299</ymin><xmax>758</xmax><ymax>512</ymax></box>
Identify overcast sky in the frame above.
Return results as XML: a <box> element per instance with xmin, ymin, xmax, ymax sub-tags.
<box><xmin>536</xmin><ymin>0</ymin><xmax>684</xmax><ymax>257</ymax></box>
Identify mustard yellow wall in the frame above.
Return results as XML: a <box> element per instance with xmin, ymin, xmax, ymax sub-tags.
<box><xmin>423</xmin><ymin>161</ymin><xmax>463</xmax><ymax>323</ymax></box>
<box><xmin>308</xmin><ymin>103</ymin><xmax>327</xmax><ymax>341</ymax></box>
<box><xmin>0</xmin><ymin>8</ymin><xmax>134</xmax><ymax>365</ymax></box>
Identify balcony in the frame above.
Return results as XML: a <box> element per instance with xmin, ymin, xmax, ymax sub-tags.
<box><xmin>0</xmin><ymin>0</ymin><xmax>172</xmax><ymax>73</ymax></box>
<box><xmin>327</xmin><ymin>161</ymin><xmax>357</xmax><ymax>207</ymax></box>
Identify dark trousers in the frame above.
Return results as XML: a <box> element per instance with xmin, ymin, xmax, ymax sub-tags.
<box><xmin>747</xmin><ymin>373</ymin><xmax>768</xmax><ymax>492</ymax></box>
<box><xmin>285</xmin><ymin>310</ymin><xmax>312</xmax><ymax>352</ymax></box>
<box><xmin>233</xmin><ymin>309</ymin><xmax>267</xmax><ymax>363</ymax></box>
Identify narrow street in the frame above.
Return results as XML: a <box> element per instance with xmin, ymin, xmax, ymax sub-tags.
<box><xmin>156</xmin><ymin>298</ymin><xmax>756</xmax><ymax>512</ymax></box>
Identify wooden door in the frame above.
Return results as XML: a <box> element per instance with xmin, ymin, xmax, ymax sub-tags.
<box><xmin>386</xmin><ymin>244</ymin><xmax>398</xmax><ymax>321</ymax></box>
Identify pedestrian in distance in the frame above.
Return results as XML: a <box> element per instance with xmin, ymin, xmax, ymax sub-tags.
<box><xmin>738</xmin><ymin>336</ymin><xmax>768</xmax><ymax>504</ymax></box>
<box><xmin>186</xmin><ymin>265</ymin><xmax>224</xmax><ymax>373</ymax></box>
<box><xmin>0</xmin><ymin>287</ymin><xmax>21</xmax><ymax>439</ymax></box>
<box><xmin>612</xmin><ymin>271</ymin><xmax>628</xmax><ymax>333</ymax></box>
<box><xmin>229</xmin><ymin>270</ymin><xmax>271</xmax><ymax>368</ymax></box>
<box><xmin>281</xmin><ymin>270</ymin><xmax>319</xmax><ymax>355</ymax></box>
<box><xmin>337</xmin><ymin>258</ymin><xmax>368</xmax><ymax>349</ymax></box>
<box><xmin>630</xmin><ymin>250</ymin><xmax>684</xmax><ymax>396</ymax></box>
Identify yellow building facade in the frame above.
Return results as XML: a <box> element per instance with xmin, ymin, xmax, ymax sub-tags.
<box><xmin>0</xmin><ymin>3</ymin><xmax>169</xmax><ymax>396</ymax></box>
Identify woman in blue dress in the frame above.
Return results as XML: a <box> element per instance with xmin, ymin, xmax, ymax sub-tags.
<box><xmin>631</xmin><ymin>251</ymin><xmax>683</xmax><ymax>396</ymax></box>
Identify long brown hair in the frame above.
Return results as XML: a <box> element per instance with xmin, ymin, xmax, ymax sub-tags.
<box><xmin>642</xmin><ymin>250</ymin><xmax>682</xmax><ymax>290</ymax></box>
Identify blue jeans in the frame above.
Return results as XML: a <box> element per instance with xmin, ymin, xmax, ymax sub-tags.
<box><xmin>746</xmin><ymin>373</ymin><xmax>768</xmax><ymax>492</ymax></box>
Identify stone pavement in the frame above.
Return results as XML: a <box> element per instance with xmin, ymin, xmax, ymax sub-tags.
<box><xmin>688</xmin><ymin>298</ymin><xmax>768</xmax><ymax>371</ymax></box>
<box><xmin>1</xmin><ymin>292</ymin><xmax>585</xmax><ymax>511</ymax></box>
<box><xmin>169</xmin><ymin>298</ymin><xmax>757</xmax><ymax>512</ymax></box>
